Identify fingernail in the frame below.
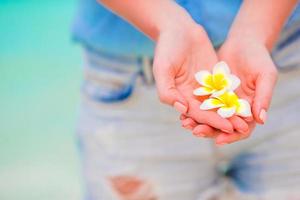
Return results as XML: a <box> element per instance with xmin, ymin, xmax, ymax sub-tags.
<box><xmin>245</xmin><ymin>117</ymin><xmax>253</xmax><ymax>122</ymax></box>
<box><xmin>182</xmin><ymin>119</ymin><xmax>191</xmax><ymax>127</ymax></box>
<box><xmin>259</xmin><ymin>109</ymin><xmax>267</xmax><ymax>124</ymax></box>
<box><xmin>238</xmin><ymin>126</ymin><xmax>249</xmax><ymax>134</ymax></box>
<box><xmin>183</xmin><ymin>125</ymin><xmax>193</xmax><ymax>130</ymax></box>
<box><xmin>194</xmin><ymin>132</ymin><xmax>206</xmax><ymax>137</ymax></box>
<box><xmin>221</xmin><ymin>129</ymin><xmax>231</xmax><ymax>133</ymax></box>
<box><xmin>174</xmin><ymin>102</ymin><xmax>187</xmax><ymax>114</ymax></box>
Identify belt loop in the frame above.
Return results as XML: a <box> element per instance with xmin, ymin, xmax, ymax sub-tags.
<box><xmin>141</xmin><ymin>56</ymin><xmax>154</xmax><ymax>85</ymax></box>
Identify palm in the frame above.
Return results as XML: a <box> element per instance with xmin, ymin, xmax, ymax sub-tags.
<box><xmin>153</xmin><ymin>26</ymin><xmax>235</xmax><ymax>131</ymax></box>
<box><xmin>218</xmin><ymin>45</ymin><xmax>256</xmax><ymax>112</ymax></box>
<box><xmin>213</xmin><ymin>41</ymin><xmax>279</xmax><ymax>142</ymax></box>
<box><xmin>218</xmin><ymin>40</ymin><xmax>277</xmax><ymax>123</ymax></box>
<box><xmin>177</xmin><ymin>41</ymin><xmax>265</xmax><ymax>144</ymax></box>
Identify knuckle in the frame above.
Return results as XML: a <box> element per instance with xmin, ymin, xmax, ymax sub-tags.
<box><xmin>158</xmin><ymin>92</ymin><xmax>169</xmax><ymax>104</ymax></box>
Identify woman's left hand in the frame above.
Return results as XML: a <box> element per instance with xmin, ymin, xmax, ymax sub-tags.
<box><xmin>181</xmin><ymin>37</ymin><xmax>278</xmax><ymax>145</ymax></box>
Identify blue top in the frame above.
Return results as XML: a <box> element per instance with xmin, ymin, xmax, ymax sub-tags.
<box><xmin>72</xmin><ymin>0</ymin><xmax>300</xmax><ymax>57</ymax></box>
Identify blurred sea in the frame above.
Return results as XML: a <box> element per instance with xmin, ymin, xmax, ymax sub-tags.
<box><xmin>0</xmin><ymin>0</ymin><xmax>83</xmax><ymax>199</ymax></box>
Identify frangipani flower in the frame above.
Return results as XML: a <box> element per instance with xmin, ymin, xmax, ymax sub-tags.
<box><xmin>200</xmin><ymin>91</ymin><xmax>252</xmax><ymax>118</ymax></box>
<box><xmin>193</xmin><ymin>61</ymin><xmax>240</xmax><ymax>97</ymax></box>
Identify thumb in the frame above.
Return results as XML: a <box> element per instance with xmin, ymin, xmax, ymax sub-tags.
<box><xmin>153</xmin><ymin>60</ymin><xmax>188</xmax><ymax>114</ymax></box>
<box><xmin>253</xmin><ymin>69</ymin><xmax>278</xmax><ymax>124</ymax></box>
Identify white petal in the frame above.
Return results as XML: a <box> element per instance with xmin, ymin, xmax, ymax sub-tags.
<box><xmin>228</xmin><ymin>74</ymin><xmax>241</xmax><ymax>91</ymax></box>
<box><xmin>213</xmin><ymin>61</ymin><xmax>230</xmax><ymax>75</ymax></box>
<box><xmin>200</xmin><ymin>98</ymin><xmax>224</xmax><ymax>110</ymax></box>
<box><xmin>194</xmin><ymin>71</ymin><xmax>212</xmax><ymax>87</ymax></box>
<box><xmin>217</xmin><ymin>106</ymin><xmax>236</xmax><ymax>118</ymax></box>
<box><xmin>236</xmin><ymin>99</ymin><xmax>252</xmax><ymax>117</ymax></box>
<box><xmin>211</xmin><ymin>88</ymin><xmax>227</xmax><ymax>98</ymax></box>
<box><xmin>193</xmin><ymin>87</ymin><xmax>214</xmax><ymax>96</ymax></box>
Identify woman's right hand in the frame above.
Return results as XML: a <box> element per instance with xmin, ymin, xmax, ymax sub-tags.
<box><xmin>153</xmin><ymin>21</ymin><xmax>249</xmax><ymax>134</ymax></box>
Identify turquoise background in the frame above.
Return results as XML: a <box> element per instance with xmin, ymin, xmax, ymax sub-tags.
<box><xmin>0</xmin><ymin>0</ymin><xmax>83</xmax><ymax>199</ymax></box>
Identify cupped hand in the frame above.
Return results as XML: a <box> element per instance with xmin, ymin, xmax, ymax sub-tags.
<box><xmin>181</xmin><ymin>114</ymin><xmax>255</xmax><ymax>145</ymax></box>
<box><xmin>153</xmin><ymin>22</ymin><xmax>249</xmax><ymax>133</ymax></box>
<box><xmin>182</xmin><ymin>37</ymin><xmax>278</xmax><ymax>145</ymax></box>
<box><xmin>218</xmin><ymin>38</ymin><xmax>278</xmax><ymax>124</ymax></box>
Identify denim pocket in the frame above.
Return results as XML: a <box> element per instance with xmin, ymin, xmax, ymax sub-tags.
<box><xmin>82</xmin><ymin>48</ymin><xmax>140</xmax><ymax>103</ymax></box>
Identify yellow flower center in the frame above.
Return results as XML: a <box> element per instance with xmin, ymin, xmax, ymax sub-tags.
<box><xmin>212</xmin><ymin>73</ymin><xmax>228</xmax><ymax>90</ymax></box>
<box><xmin>217</xmin><ymin>92</ymin><xmax>239</xmax><ymax>108</ymax></box>
<box><xmin>203</xmin><ymin>73</ymin><xmax>228</xmax><ymax>91</ymax></box>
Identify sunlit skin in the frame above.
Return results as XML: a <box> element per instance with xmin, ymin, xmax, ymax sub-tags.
<box><xmin>180</xmin><ymin>0</ymin><xmax>297</xmax><ymax>145</ymax></box>
<box><xmin>153</xmin><ymin>25</ymin><xmax>239</xmax><ymax>132</ymax></box>
<box><xmin>183</xmin><ymin>39</ymin><xmax>278</xmax><ymax>145</ymax></box>
<box><xmin>99</xmin><ymin>0</ymin><xmax>297</xmax><ymax>145</ymax></box>
<box><xmin>181</xmin><ymin>42</ymin><xmax>278</xmax><ymax>145</ymax></box>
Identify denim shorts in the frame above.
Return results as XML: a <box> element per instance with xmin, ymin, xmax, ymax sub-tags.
<box><xmin>76</xmin><ymin>21</ymin><xmax>300</xmax><ymax>200</ymax></box>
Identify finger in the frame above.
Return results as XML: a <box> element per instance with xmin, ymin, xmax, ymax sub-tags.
<box><xmin>253</xmin><ymin>65</ymin><xmax>278</xmax><ymax>124</ymax></box>
<box><xmin>215</xmin><ymin>131</ymin><xmax>250</xmax><ymax>146</ymax></box>
<box><xmin>215</xmin><ymin>122</ymin><xmax>255</xmax><ymax>145</ymax></box>
<box><xmin>188</xmin><ymin>100</ymin><xmax>234</xmax><ymax>133</ymax></box>
<box><xmin>228</xmin><ymin>115</ymin><xmax>249</xmax><ymax>133</ymax></box>
<box><xmin>244</xmin><ymin>116</ymin><xmax>254</xmax><ymax>122</ymax></box>
<box><xmin>180</xmin><ymin>114</ymin><xmax>187</xmax><ymax>120</ymax></box>
<box><xmin>182</xmin><ymin>124</ymin><xmax>194</xmax><ymax>130</ymax></box>
<box><xmin>189</xmin><ymin>110</ymin><xmax>233</xmax><ymax>133</ymax></box>
<box><xmin>153</xmin><ymin>57</ymin><xmax>188</xmax><ymax>114</ymax></box>
<box><xmin>192</xmin><ymin>124</ymin><xmax>219</xmax><ymax>138</ymax></box>
<box><xmin>181</xmin><ymin>118</ymin><xmax>198</xmax><ymax>130</ymax></box>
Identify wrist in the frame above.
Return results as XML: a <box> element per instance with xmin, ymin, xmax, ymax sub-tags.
<box><xmin>219</xmin><ymin>36</ymin><xmax>270</xmax><ymax>64</ymax></box>
<box><xmin>155</xmin><ymin>3</ymin><xmax>207</xmax><ymax>43</ymax></box>
<box><xmin>225</xmin><ymin>34</ymin><xmax>270</xmax><ymax>53</ymax></box>
<box><xmin>226</xmin><ymin>0</ymin><xmax>298</xmax><ymax>53</ymax></box>
<box><xmin>227</xmin><ymin>22</ymin><xmax>280</xmax><ymax>52</ymax></box>
<box><xmin>159</xmin><ymin>17</ymin><xmax>208</xmax><ymax>45</ymax></box>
